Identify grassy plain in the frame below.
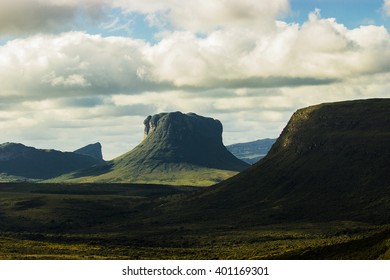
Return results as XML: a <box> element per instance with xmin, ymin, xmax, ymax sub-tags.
<box><xmin>0</xmin><ymin>183</ymin><xmax>389</xmax><ymax>260</ymax></box>
<box><xmin>50</xmin><ymin>166</ymin><xmax>238</xmax><ymax>186</ymax></box>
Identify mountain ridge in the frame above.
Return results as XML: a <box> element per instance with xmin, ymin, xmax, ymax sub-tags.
<box><xmin>159</xmin><ymin>98</ymin><xmax>390</xmax><ymax>224</ymax></box>
<box><xmin>226</xmin><ymin>138</ymin><xmax>276</xmax><ymax>164</ymax></box>
<box><xmin>0</xmin><ymin>142</ymin><xmax>102</xmax><ymax>180</ymax></box>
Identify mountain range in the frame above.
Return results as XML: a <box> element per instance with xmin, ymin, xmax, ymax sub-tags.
<box><xmin>226</xmin><ymin>138</ymin><xmax>276</xmax><ymax>164</ymax></box>
<box><xmin>0</xmin><ymin>142</ymin><xmax>103</xmax><ymax>180</ymax></box>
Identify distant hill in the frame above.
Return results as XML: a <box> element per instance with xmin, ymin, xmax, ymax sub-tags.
<box><xmin>167</xmin><ymin>99</ymin><xmax>390</xmax><ymax>224</ymax></box>
<box><xmin>74</xmin><ymin>142</ymin><xmax>104</xmax><ymax>162</ymax></box>
<box><xmin>0</xmin><ymin>143</ymin><xmax>102</xmax><ymax>180</ymax></box>
<box><xmin>226</xmin><ymin>138</ymin><xmax>276</xmax><ymax>164</ymax></box>
<box><xmin>55</xmin><ymin>112</ymin><xmax>249</xmax><ymax>185</ymax></box>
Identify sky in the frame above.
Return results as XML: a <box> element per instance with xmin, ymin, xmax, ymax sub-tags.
<box><xmin>0</xmin><ymin>0</ymin><xmax>389</xmax><ymax>160</ymax></box>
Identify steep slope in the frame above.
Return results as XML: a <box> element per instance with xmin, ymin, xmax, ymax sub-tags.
<box><xmin>0</xmin><ymin>143</ymin><xmax>102</xmax><ymax>180</ymax></box>
<box><xmin>169</xmin><ymin>99</ymin><xmax>390</xmax><ymax>224</ymax></box>
<box><xmin>56</xmin><ymin>112</ymin><xmax>249</xmax><ymax>185</ymax></box>
<box><xmin>74</xmin><ymin>142</ymin><xmax>104</xmax><ymax>162</ymax></box>
<box><xmin>227</xmin><ymin>138</ymin><xmax>276</xmax><ymax>164</ymax></box>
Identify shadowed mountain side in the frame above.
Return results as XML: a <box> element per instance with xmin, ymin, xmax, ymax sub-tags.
<box><xmin>52</xmin><ymin>112</ymin><xmax>249</xmax><ymax>185</ymax></box>
<box><xmin>74</xmin><ymin>142</ymin><xmax>104</xmax><ymax>162</ymax></box>
<box><xmin>156</xmin><ymin>99</ymin><xmax>390</xmax><ymax>224</ymax></box>
<box><xmin>0</xmin><ymin>143</ymin><xmax>102</xmax><ymax>180</ymax></box>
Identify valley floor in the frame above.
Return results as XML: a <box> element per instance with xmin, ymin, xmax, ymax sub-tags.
<box><xmin>0</xmin><ymin>183</ymin><xmax>389</xmax><ymax>260</ymax></box>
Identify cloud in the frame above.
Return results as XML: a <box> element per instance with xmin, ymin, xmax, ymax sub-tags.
<box><xmin>0</xmin><ymin>3</ymin><xmax>389</xmax><ymax>159</ymax></box>
<box><xmin>1</xmin><ymin>2</ymin><xmax>388</xmax><ymax>90</ymax></box>
<box><xmin>1</xmin><ymin>10</ymin><xmax>389</xmax><ymax>100</ymax></box>
<box><xmin>0</xmin><ymin>0</ymin><xmax>289</xmax><ymax>36</ymax></box>
<box><xmin>0</xmin><ymin>0</ymin><xmax>105</xmax><ymax>35</ymax></box>
<box><xmin>144</xmin><ymin>12</ymin><xmax>390</xmax><ymax>87</ymax></box>
<box><xmin>0</xmin><ymin>32</ymin><xmax>171</xmax><ymax>100</ymax></box>
<box><xmin>384</xmin><ymin>0</ymin><xmax>390</xmax><ymax>16</ymax></box>
<box><xmin>149</xmin><ymin>0</ymin><xmax>289</xmax><ymax>32</ymax></box>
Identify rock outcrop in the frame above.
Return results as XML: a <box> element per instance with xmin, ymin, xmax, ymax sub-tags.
<box><xmin>74</xmin><ymin>142</ymin><xmax>104</xmax><ymax>162</ymax></box>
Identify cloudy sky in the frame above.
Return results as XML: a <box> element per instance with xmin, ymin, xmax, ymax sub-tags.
<box><xmin>0</xmin><ymin>0</ymin><xmax>389</xmax><ymax>159</ymax></box>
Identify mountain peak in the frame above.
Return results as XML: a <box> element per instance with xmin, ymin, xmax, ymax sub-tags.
<box><xmin>74</xmin><ymin>142</ymin><xmax>104</xmax><ymax>162</ymax></box>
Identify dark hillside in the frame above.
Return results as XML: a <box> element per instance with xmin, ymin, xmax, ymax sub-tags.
<box><xmin>0</xmin><ymin>143</ymin><xmax>101</xmax><ymax>180</ymax></box>
<box><xmin>167</xmin><ymin>99</ymin><xmax>390</xmax><ymax>224</ymax></box>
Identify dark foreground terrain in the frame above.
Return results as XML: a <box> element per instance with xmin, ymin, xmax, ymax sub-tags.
<box><xmin>0</xmin><ymin>183</ymin><xmax>389</xmax><ymax>260</ymax></box>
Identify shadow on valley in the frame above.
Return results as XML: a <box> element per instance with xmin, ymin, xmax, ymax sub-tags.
<box><xmin>0</xmin><ymin>182</ymin><xmax>389</xmax><ymax>260</ymax></box>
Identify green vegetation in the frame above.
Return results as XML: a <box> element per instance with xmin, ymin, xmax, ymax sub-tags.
<box><xmin>50</xmin><ymin>165</ymin><xmax>238</xmax><ymax>186</ymax></box>
<box><xmin>0</xmin><ymin>183</ymin><xmax>389</xmax><ymax>260</ymax></box>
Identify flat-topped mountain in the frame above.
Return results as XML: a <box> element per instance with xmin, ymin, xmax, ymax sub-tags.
<box><xmin>0</xmin><ymin>142</ymin><xmax>102</xmax><ymax>180</ymax></box>
<box><xmin>74</xmin><ymin>142</ymin><xmax>104</xmax><ymax>162</ymax></box>
<box><xmin>227</xmin><ymin>138</ymin><xmax>276</xmax><ymax>164</ymax></box>
<box><xmin>168</xmin><ymin>99</ymin><xmax>390</xmax><ymax>223</ymax></box>
<box><xmin>58</xmin><ymin>112</ymin><xmax>249</xmax><ymax>185</ymax></box>
<box><xmin>139</xmin><ymin>112</ymin><xmax>248</xmax><ymax>171</ymax></box>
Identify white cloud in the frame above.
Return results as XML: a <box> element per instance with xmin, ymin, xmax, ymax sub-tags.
<box><xmin>0</xmin><ymin>0</ymin><xmax>105</xmax><ymax>35</ymax></box>
<box><xmin>43</xmin><ymin>73</ymin><xmax>91</xmax><ymax>88</ymax></box>
<box><xmin>0</xmin><ymin>0</ymin><xmax>290</xmax><ymax>35</ymax></box>
<box><xmin>384</xmin><ymin>0</ymin><xmax>390</xmax><ymax>16</ymax></box>
<box><xmin>0</xmin><ymin>32</ymin><xmax>161</xmax><ymax>99</ymax></box>
<box><xmin>143</xmin><ymin>11</ymin><xmax>390</xmax><ymax>87</ymax></box>
<box><xmin>112</xmin><ymin>0</ymin><xmax>289</xmax><ymax>32</ymax></box>
<box><xmin>1</xmin><ymin>2</ymin><xmax>388</xmax><ymax>89</ymax></box>
<box><xmin>0</xmin><ymin>2</ymin><xmax>389</xmax><ymax>159</ymax></box>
